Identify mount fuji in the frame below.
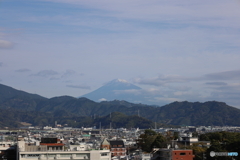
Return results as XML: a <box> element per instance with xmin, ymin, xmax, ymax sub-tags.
<box><xmin>80</xmin><ymin>79</ymin><xmax>144</xmax><ymax>103</ymax></box>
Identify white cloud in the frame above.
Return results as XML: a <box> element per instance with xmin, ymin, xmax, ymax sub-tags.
<box><xmin>61</xmin><ymin>70</ymin><xmax>76</xmax><ymax>78</ymax></box>
<box><xmin>174</xmin><ymin>91</ymin><xmax>186</xmax><ymax>96</ymax></box>
<box><xmin>0</xmin><ymin>40</ymin><xmax>13</xmax><ymax>49</ymax></box>
<box><xmin>204</xmin><ymin>70</ymin><xmax>240</xmax><ymax>80</ymax></box>
<box><xmin>31</xmin><ymin>70</ymin><xmax>59</xmax><ymax>77</ymax></box>
<box><xmin>131</xmin><ymin>70</ymin><xmax>240</xmax><ymax>107</ymax></box>
<box><xmin>99</xmin><ymin>98</ymin><xmax>107</xmax><ymax>101</ymax></box>
<box><xmin>205</xmin><ymin>82</ymin><xmax>227</xmax><ymax>86</ymax></box>
<box><xmin>135</xmin><ymin>70</ymin><xmax>240</xmax><ymax>87</ymax></box>
<box><xmin>66</xmin><ymin>84</ymin><xmax>91</xmax><ymax>90</ymax></box>
<box><xmin>134</xmin><ymin>75</ymin><xmax>189</xmax><ymax>86</ymax></box>
<box><xmin>43</xmin><ymin>0</ymin><xmax>240</xmax><ymax>28</ymax></box>
<box><xmin>153</xmin><ymin>97</ymin><xmax>182</xmax><ymax>103</ymax></box>
<box><xmin>15</xmin><ymin>69</ymin><xmax>31</xmax><ymax>72</ymax></box>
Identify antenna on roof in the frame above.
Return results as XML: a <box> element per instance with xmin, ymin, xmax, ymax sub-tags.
<box><xmin>167</xmin><ymin>144</ymin><xmax>170</xmax><ymax>149</ymax></box>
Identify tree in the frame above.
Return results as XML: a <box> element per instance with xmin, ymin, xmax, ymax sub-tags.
<box><xmin>145</xmin><ymin>129</ymin><xmax>157</xmax><ymax>136</ymax></box>
<box><xmin>200</xmin><ymin>132</ymin><xmax>240</xmax><ymax>160</ymax></box>
<box><xmin>138</xmin><ymin>130</ymin><xmax>157</xmax><ymax>152</ymax></box>
<box><xmin>173</xmin><ymin>131</ymin><xmax>179</xmax><ymax>140</ymax></box>
<box><xmin>151</xmin><ymin>134</ymin><xmax>167</xmax><ymax>149</ymax></box>
<box><xmin>138</xmin><ymin>130</ymin><xmax>167</xmax><ymax>152</ymax></box>
<box><xmin>187</xmin><ymin>142</ymin><xmax>207</xmax><ymax>160</ymax></box>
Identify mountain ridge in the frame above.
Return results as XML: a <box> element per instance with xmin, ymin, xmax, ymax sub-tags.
<box><xmin>0</xmin><ymin>83</ymin><xmax>46</xmax><ymax>101</ymax></box>
<box><xmin>1</xmin><ymin>83</ymin><xmax>240</xmax><ymax>127</ymax></box>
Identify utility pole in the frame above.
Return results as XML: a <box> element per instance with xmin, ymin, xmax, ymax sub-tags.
<box><xmin>16</xmin><ymin>131</ymin><xmax>18</xmax><ymax>160</ymax></box>
<box><xmin>110</xmin><ymin>112</ymin><xmax>112</xmax><ymax>130</ymax></box>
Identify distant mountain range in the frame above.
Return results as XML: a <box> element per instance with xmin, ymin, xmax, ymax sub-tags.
<box><xmin>1</xmin><ymin>83</ymin><xmax>240</xmax><ymax>128</ymax></box>
<box><xmin>80</xmin><ymin>79</ymin><xmax>143</xmax><ymax>103</ymax></box>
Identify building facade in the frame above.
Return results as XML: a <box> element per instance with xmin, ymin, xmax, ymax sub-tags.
<box><xmin>152</xmin><ymin>148</ymin><xmax>195</xmax><ymax>160</ymax></box>
<box><xmin>18</xmin><ymin>138</ymin><xmax>111</xmax><ymax>160</ymax></box>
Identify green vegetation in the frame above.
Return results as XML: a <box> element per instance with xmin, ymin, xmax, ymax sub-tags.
<box><xmin>1</xmin><ymin>83</ymin><xmax>240</xmax><ymax>128</ymax></box>
<box><xmin>138</xmin><ymin>130</ymin><xmax>240</xmax><ymax>160</ymax></box>
<box><xmin>187</xmin><ymin>142</ymin><xmax>207</xmax><ymax>160</ymax></box>
<box><xmin>138</xmin><ymin>129</ymin><xmax>167</xmax><ymax>152</ymax></box>
<box><xmin>92</xmin><ymin>112</ymin><xmax>156</xmax><ymax>129</ymax></box>
<box><xmin>199</xmin><ymin>131</ymin><xmax>240</xmax><ymax>160</ymax></box>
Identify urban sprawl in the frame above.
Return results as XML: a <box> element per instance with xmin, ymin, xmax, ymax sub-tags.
<box><xmin>1</xmin><ymin>125</ymin><xmax>240</xmax><ymax>160</ymax></box>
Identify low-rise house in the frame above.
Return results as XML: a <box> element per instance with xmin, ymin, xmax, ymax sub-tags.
<box><xmin>100</xmin><ymin>138</ymin><xmax>111</xmax><ymax>150</ymax></box>
<box><xmin>177</xmin><ymin>133</ymin><xmax>210</xmax><ymax>147</ymax></box>
<box><xmin>100</xmin><ymin>139</ymin><xmax>127</xmax><ymax>159</ymax></box>
<box><xmin>152</xmin><ymin>148</ymin><xmax>195</xmax><ymax>160</ymax></box>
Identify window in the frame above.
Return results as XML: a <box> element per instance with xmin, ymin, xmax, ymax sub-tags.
<box><xmin>76</xmin><ymin>154</ymin><xmax>89</xmax><ymax>158</ymax></box>
<box><xmin>27</xmin><ymin>154</ymin><xmax>40</xmax><ymax>158</ymax></box>
<box><xmin>101</xmin><ymin>153</ymin><xmax>108</xmax><ymax>156</ymax></box>
<box><xmin>47</xmin><ymin>154</ymin><xmax>56</xmax><ymax>158</ymax></box>
<box><xmin>60</xmin><ymin>154</ymin><xmax>71</xmax><ymax>157</ymax></box>
<box><xmin>180</xmin><ymin>152</ymin><xmax>186</xmax><ymax>155</ymax></box>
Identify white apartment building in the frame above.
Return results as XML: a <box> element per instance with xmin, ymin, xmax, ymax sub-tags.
<box><xmin>18</xmin><ymin>141</ymin><xmax>111</xmax><ymax>160</ymax></box>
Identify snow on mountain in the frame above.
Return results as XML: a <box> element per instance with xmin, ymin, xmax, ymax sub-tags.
<box><xmin>80</xmin><ymin>79</ymin><xmax>142</xmax><ymax>103</ymax></box>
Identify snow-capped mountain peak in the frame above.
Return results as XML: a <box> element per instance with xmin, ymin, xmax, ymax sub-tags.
<box><xmin>115</xmin><ymin>79</ymin><xmax>128</xmax><ymax>83</ymax></box>
<box><xmin>80</xmin><ymin>79</ymin><xmax>141</xmax><ymax>102</ymax></box>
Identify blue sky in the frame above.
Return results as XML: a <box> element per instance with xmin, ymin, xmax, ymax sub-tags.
<box><xmin>1</xmin><ymin>0</ymin><xmax>240</xmax><ymax>107</ymax></box>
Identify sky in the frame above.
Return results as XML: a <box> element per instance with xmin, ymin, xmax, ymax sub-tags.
<box><xmin>1</xmin><ymin>0</ymin><xmax>240</xmax><ymax>107</ymax></box>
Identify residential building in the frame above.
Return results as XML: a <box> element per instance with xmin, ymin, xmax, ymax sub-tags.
<box><xmin>18</xmin><ymin>138</ymin><xmax>111</xmax><ymax>160</ymax></box>
<box><xmin>109</xmin><ymin>140</ymin><xmax>126</xmax><ymax>157</ymax></box>
<box><xmin>152</xmin><ymin>148</ymin><xmax>195</xmax><ymax>160</ymax></box>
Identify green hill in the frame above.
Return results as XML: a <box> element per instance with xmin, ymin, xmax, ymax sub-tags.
<box><xmin>1</xmin><ymin>83</ymin><xmax>240</xmax><ymax>128</ymax></box>
<box><xmin>155</xmin><ymin>101</ymin><xmax>240</xmax><ymax>126</ymax></box>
